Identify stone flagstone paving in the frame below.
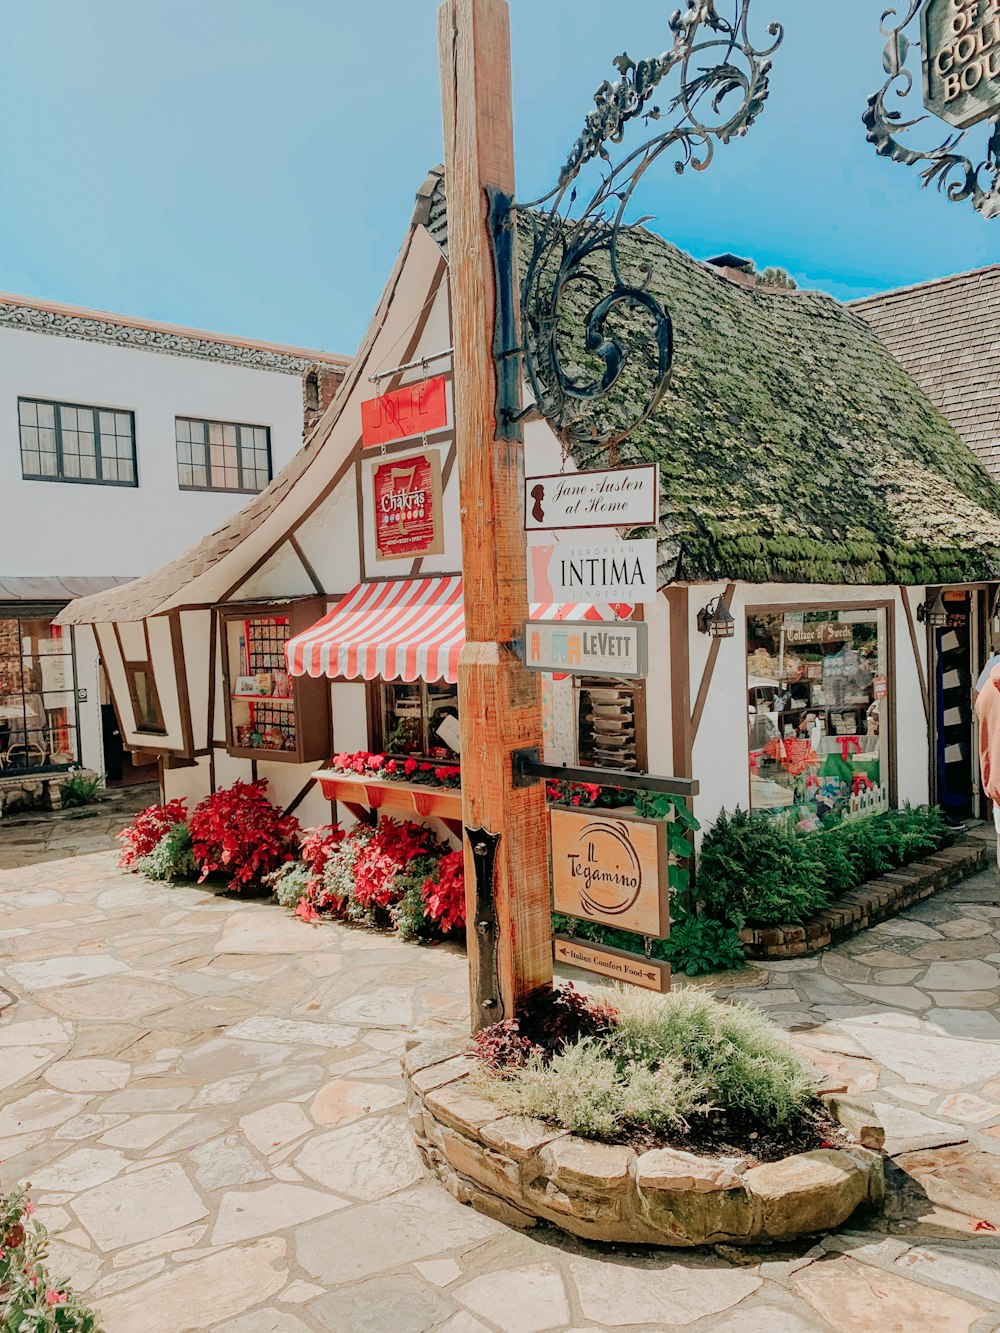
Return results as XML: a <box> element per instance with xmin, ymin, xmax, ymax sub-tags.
<box><xmin>3</xmin><ymin>832</ymin><xmax>1000</xmax><ymax>1331</ymax></box>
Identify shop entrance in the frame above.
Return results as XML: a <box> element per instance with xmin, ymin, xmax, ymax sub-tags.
<box><xmin>932</xmin><ymin>588</ymin><xmax>994</xmax><ymax>823</ymax></box>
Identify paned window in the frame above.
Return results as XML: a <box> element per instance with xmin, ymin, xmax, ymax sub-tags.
<box><xmin>18</xmin><ymin>399</ymin><xmax>136</xmax><ymax>486</ymax></box>
<box><xmin>124</xmin><ymin>663</ymin><xmax>166</xmax><ymax>735</ymax></box>
<box><xmin>747</xmin><ymin>607</ymin><xmax>892</xmax><ymax>826</ymax></box>
<box><xmin>0</xmin><ymin>614</ymin><xmax>79</xmax><ymax>772</ymax></box>
<box><xmin>379</xmin><ymin>681</ymin><xmax>460</xmax><ymax>762</ymax></box>
<box><xmin>175</xmin><ymin>418</ymin><xmax>272</xmax><ymax>493</ymax></box>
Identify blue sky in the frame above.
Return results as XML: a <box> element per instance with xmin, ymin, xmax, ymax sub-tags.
<box><xmin>1</xmin><ymin>0</ymin><xmax>997</xmax><ymax>355</ymax></box>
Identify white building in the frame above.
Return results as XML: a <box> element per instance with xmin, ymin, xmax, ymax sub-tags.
<box><xmin>0</xmin><ymin>291</ymin><xmax>346</xmax><ymax>801</ymax></box>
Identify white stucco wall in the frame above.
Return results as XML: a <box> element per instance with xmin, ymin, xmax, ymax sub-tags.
<box><xmin>0</xmin><ymin>324</ymin><xmax>314</xmax><ymax>578</ymax></box>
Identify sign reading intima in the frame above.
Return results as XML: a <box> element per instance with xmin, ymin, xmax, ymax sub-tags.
<box><xmin>923</xmin><ymin>0</ymin><xmax>1000</xmax><ymax>129</ymax></box>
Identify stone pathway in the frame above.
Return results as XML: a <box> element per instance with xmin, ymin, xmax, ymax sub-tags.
<box><xmin>0</xmin><ymin>783</ymin><xmax>157</xmax><ymax>873</ymax></box>
<box><xmin>2</xmin><ymin>833</ymin><xmax>1000</xmax><ymax>1332</ymax></box>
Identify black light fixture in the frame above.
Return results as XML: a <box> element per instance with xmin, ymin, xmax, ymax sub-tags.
<box><xmin>697</xmin><ymin>594</ymin><xmax>736</xmax><ymax>639</ymax></box>
<box><xmin>917</xmin><ymin>591</ymin><xmax>948</xmax><ymax>630</ymax></box>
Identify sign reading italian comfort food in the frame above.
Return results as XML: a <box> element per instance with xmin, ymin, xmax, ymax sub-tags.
<box><xmin>550</xmin><ymin>807</ymin><xmax>669</xmax><ymax>937</ymax></box>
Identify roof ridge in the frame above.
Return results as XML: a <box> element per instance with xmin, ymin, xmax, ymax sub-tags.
<box><xmin>850</xmin><ymin>263</ymin><xmax>1000</xmax><ymax>307</ymax></box>
<box><xmin>0</xmin><ymin>290</ymin><xmax>350</xmax><ymax>364</ymax></box>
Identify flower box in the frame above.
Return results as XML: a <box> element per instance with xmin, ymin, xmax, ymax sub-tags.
<box><xmin>313</xmin><ymin>769</ymin><xmax>464</xmax><ymax>831</ymax></box>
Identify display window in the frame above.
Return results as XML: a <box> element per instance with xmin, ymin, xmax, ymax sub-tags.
<box><xmin>124</xmin><ymin>663</ymin><xmax>166</xmax><ymax>736</ymax></box>
<box><xmin>0</xmin><ymin>613</ymin><xmax>79</xmax><ymax>772</ymax></box>
<box><xmin>378</xmin><ymin>680</ymin><xmax>460</xmax><ymax>761</ymax></box>
<box><xmin>220</xmin><ymin>600</ymin><xmax>331</xmax><ymax>764</ymax></box>
<box><xmin>746</xmin><ymin>607</ymin><xmax>891</xmax><ymax>828</ymax></box>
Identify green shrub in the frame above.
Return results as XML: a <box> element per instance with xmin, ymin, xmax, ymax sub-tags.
<box><xmin>697</xmin><ymin>808</ymin><xmax>829</xmax><ymax>929</ymax></box>
<box><xmin>391</xmin><ymin>853</ymin><xmax>445</xmax><ymax>941</ymax></box>
<box><xmin>610</xmin><ymin>988</ymin><xmax>815</xmax><ymax>1127</ymax></box>
<box><xmin>471</xmin><ymin>1037</ymin><xmax>703</xmax><ymax>1139</ymax></box>
<box><xmin>136</xmin><ymin>821</ymin><xmax>198</xmax><ymax>882</ymax></box>
<box><xmin>59</xmin><ymin>771</ymin><xmax>104</xmax><ymax>808</ymax></box>
<box><xmin>472</xmin><ymin>988</ymin><xmax>817</xmax><ymax>1140</ymax></box>
<box><xmin>662</xmin><ymin>914</ymin><xmax>747</xmax><ymax>977</ymax></box>
<box><xmin>1</xmin><ymin>1187</ymin><xmax>101</xmax><ymax>1331</ymax></box>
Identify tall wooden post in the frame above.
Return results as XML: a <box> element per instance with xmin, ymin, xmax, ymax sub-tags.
<box><xmin>439</xmin><ymin>0</ymin><xmax>553</xmax><ymax>1029</ymax></box>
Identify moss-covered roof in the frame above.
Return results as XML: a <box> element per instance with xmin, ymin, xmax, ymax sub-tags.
<box><xmin>561</xmin><ymin>229</ymin><xmax>1000</xmax><ymax>586</ymax></box>
<box><xmin>425</xmin><ymin>169</ymin><xmax>1000</xmax><ymax>586</ymax></box>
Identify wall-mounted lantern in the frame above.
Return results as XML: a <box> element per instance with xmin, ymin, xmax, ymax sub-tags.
<box><xmin>917</xmin><ymin>590</ymin><xmax>949</xmax><ymax>629</ymax></box>
<box><xmin>697</xmin><ymin>594</ymin><xmax>736</xmax><ymax>639</ymax></box>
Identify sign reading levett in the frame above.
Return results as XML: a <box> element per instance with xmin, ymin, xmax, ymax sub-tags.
<box><xmin>523</xmin><ymin>619</ymin><xmax>647</xmax><ymax>679</ymax></box>
<box><xmin>550</xmin><ymin>807</ymin><xmax>669</xmax><ymax>937</ymax></box>
<box><xmin>528</xmin><ymin>539</ymin><xmax>658</xmax><ymax>604</ymax></box>
<box><xmin>525</xmin><ymin>464</ymin><xmax>659</xmax><ymax>531</ymax></box>
<box><xmin>922</xmin><ymin>0</ymin><xmax>1000</xmax><ymax>129</ymax></box>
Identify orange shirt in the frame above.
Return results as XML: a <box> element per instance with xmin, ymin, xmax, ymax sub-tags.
<box><xmin>975</xmin><ymin>664</ymin><xmax>1000</xmax><ymax>803</ymax></box>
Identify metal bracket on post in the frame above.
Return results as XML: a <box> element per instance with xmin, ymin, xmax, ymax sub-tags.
<box><xmin>466</xmin><ymin>827</ymin><xmax>503</xmax><ymax>1021</ymax></box>
<box><xmin>511</xmin><ymin>748</ymin><xmax>699</xmax><ymax>799</ymax></box>
<box><xmin>486</xmin><ymin>184</ymin><xmax>530</xmax><ymax>444</ymax></box>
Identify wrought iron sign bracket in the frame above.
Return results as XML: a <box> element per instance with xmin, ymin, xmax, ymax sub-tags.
<box><xmin>465</xmin><ymin>827</ymin><xmax>503</xmax><ymax>1020</ymax></box>
<box><xmin>512</xmin><ymin>748</ymin><xmax>699</xmax><ymax>799</ymax></box>
<box><xmin>485</xmin><ymin>2</ymin><xmax>783</xmax><ymax>450</ymax></box>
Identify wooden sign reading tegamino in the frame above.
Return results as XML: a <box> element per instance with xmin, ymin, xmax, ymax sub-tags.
<box><xmin>554</xmin><ymin>936</ymin><xmax>670</xmax><ymax>993</ymax></box>
<box><xmin>550</xmin><ymin>807</ymin><xmax>669</xmax><ymax>937</ymax></box>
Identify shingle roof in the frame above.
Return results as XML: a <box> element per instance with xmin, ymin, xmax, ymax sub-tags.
<box><xmin>0</xmin><ymin>575</ymin><xmax>134</xmax><ymax>604</ymax></box>
<box><xmin>852</xmin><ymin>267</ymin><xmax>1000</xmax><ymax>479</ymax></box>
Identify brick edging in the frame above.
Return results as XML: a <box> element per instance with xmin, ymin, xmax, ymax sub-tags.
<box><xmin>739</xmin><ymin>839</ymin><xmax>988</xmax><ymax>961</ymax></box>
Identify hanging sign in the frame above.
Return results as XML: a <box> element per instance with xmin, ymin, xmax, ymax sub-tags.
<box><xmin>523</xmin><ymin>619</ymin><xmax>647</xmax><ymax>679</ymax></box>
<box><xmin>361</xmin><ymin>375</ymin><xmax>449</xmax><ymax>448</ymax></box>
<box><xmin>554</xmin><ymin>936</ymin><xmax>670</xmax><ymax>993</ymax></box>
<box><xmin>370</xmin><ymin>448</ymin><xmax>445</xmax><ymax>562</ymax></box>
<box><xmin>922</xmin><ymin>0</ymin><xmax>1000</xmax><ymax>130</ymax></box>
<box><xmin>783</xmin><ymin>622</ymin><xmax>853</xmax><ymax>647</ymax></box>
<box><xmin>550</xmin><ymin>807</ymin><xmax>669</xmax><ymax>936</ymax></box>
<box><xmin>528</xmin><ymin>539</ymin><xmax>658</xmax><ymax>604</ymax></box>
<box><xmin>525</xmin><ymin>464</ymin><xmax>659</xmax><ymax>531</ymax></box>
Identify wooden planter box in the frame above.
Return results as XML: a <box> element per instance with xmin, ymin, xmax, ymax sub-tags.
<box><xmin>313</xmin><ymin>769</ymin><xmax>463</xmax><ymax>836</ymax></box>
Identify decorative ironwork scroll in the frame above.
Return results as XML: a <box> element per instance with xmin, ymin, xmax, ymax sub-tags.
<box><xmin>864</xmin><ymin>1</ymin><xmax>1000</xmax><ymax>219</ymax></box>
<box><xmin>490</xmin><ymin>0</ymin><xmax>783</xmax><ymax>446</ymax></box>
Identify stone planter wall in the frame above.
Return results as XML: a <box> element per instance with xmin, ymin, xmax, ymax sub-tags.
<box><xmin>403</xmin><ymin>1039</ymin><xmax>885</xmax><ymax>1248</ymax></box>
<box><xmin>0</xmin><ymin>769</ymin><xmax>99</xmax><ymax>817</ymax></box>
<box><xmin>740</xmin><ymin>841</ymin><xmax>986</xmax><ymax>961</ymax></box>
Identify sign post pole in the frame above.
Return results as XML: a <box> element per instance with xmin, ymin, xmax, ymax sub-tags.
<box><xmin>438</xmin><ymin>0</ymin><xmax>553</xmax><ymax>1029</ymax></box>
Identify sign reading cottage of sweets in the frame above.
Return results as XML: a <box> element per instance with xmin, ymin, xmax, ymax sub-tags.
<box><xmin>922</xmin><ymin>0</ymin><xmax>1000</xmax><ymax>128</ymax></box>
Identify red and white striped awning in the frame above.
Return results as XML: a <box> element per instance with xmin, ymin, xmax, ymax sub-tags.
<box><xmin>286</xmin><ymin>577</ymin><xmax>635</xmax><ymax>685</ymax></box>
<box><xmin>286</xmin><ymin>576</ymin><xmax>465</xmax><ymax>684</ymax></box>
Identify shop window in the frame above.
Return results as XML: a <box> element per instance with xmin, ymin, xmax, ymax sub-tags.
<box><xmin>747</xmin><ymin>608</ymin><xmax>891</xmax><ymax>827</ymax></box>
<box><xmin>124</xmin><ymin>663</ymin><xmax>166</xmax><ymax>735</ymax></box>
<box><xmin>221</xmin><ymin>602</ymin><xmax>330</xmax><ymax>763</ymax></box>
<box><xmin>18</xmin><ymin>398</ymin><xmax>136</xmax><ymax>486</ymax></box>
<box><xmin>0</xmin><ymin>613</ymin><xmax>79</xmax><ymax>772</ymax></box>
<box><xmin>378</xmin><ymin>681</ymin><xmax>460</xmax><ymax>762</ymax></box>
<box><xmin>176</xmin><ymin>418</ymin><xmax>271</xmax><ymax>493</ymax></box>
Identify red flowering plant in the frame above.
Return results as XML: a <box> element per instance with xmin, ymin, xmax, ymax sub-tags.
<box><xmin>421</xmin><ymin>848</ymin><xmax>466</xmax><ymax>935</ymax></box>
<box><xmin>351</xmin><ymin>820</ymin><xmax>438</xmax><ymax>919</ymax></box>
<box><xmin>269</xmin><ymin>824</ymin><xmax>346</xmax><ymax>922</ymax></box>
<box><xmin>117</xmin><ymin>800</ymin><xmax>188</xmax><ymax>870</ymax></box>
<box><xmin>1</xmin><ymin>1186</ymin><xmax>99</xmax><ymax>1330</ymax></box>
<box><xmin>189</xmin><ymin>779</ymin><xmax>301</xmax><ymax>891</ymax></box>
<box><xmin>470</xmin><ymin>983</ymin><xmax>619</xmax><ymax>1076</ymax></box>
<box><xmin>328</xmin><ymin>751</ymin><xmax>460</xmax><ymax>789</ymax></box>
<box><xmin>544</xmin><ymin>780</ymin><xmax>602</xmax><ymax>809</ymax></box>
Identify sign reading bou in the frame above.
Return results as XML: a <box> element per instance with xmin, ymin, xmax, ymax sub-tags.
<box><xmin>922</xmin><ymin>0</ymin><xmax>1000</xmax><ymax>129</ymax></box>
<box><xmin>550</xmin><ymin>807</ymin><xmax>669</xmax><ymax>938</ymax></box>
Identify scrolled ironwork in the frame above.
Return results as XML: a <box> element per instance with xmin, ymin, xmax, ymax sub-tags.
<box><xmin>491</xmin><ymin>0</ymin><xmax>783</xmax><ymax>447</ymax></box>
<box><xmin>863</xmin><ymin>2</ymin><xmax>1000</xmax><ymax>219</ymax></box>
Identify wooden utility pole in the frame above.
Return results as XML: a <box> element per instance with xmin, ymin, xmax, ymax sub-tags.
<box><xmin>439</xmin><ymin>0</ymin><xmax>553</xmax><ymax>1029</ymax></box>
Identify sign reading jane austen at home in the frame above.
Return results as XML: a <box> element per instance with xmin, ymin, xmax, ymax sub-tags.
<box><xmin>523</xmin><ymin>619</ymin><xmax>647</xmax><ymax>679</ymax></box>
<box><xmin>528</xmin><ymin>539</ymin><xmax>658</xmax><ymax>604</ymax></box>
<box><xmin>360</xmin><ymin>375</ymin><xmax>449</xmax><ymax>448</ymax></box>
<box><xmin>524</xmin><ymin>464</ymin><xmax>659</xmax><ymax>531</ymax></box>
<box><xmin>370</xmin><ymin>448</ymin><xmax>445</xmax><ymax>562</ymax></box>
<box><xmin>922</xmin><ymin>0</ymin><xmax>1000</xmax><ymax>129</ymax></box>
<box><xmin>550</xmin><ymin>807</ymin><xmax>669</xmax><ymax>937</ymax></box>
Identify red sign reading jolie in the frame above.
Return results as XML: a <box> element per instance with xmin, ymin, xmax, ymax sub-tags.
<box><xmin>371</xmin><ymin>448</ymin><xmax>445</xmax><ymax>562</ymax></box>
<box><xmin>361</xmin><ymin>375</ymin><xmax>448</xmax><ymax>448</ymax></box>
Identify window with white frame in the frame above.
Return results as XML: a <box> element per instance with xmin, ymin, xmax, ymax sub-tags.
<box><xmin>18</xmin><ymin>399</ymin><xmax>136</xmax><ymax>486</ymax></box>
<box><xmin>175</xmin><ymin>418</ymin><xmax>271</xmax><ymax>493</ymax></box>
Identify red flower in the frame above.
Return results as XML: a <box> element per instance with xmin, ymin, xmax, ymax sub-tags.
<box><xmin>420</xmin><ymin>763</ymin><xmax>433</xmax><ymax>773</ymax></box>
<box><xmin>571</xmin><ymin>795</ymin><xmax>581</xmax><ymax>806</ymax></box>
<box><xmin>404</xmin><ymin>758</ymin><xmax>418</xmax><ymax>776</ymax></box>
<box><xmin>422</xmin><ymin>849</ymin><xmax>466</xmax><ymax>934</ymax></box>
<box><xmin>117</xmin><ymin>799</ymin><xmax>188</xmax><ymax>870</ymax></box>
<box><xmin>366</xmin><ymin>753</ymin><xmax>386</xmax><ymax>772</ymax></box>
<box><xmin>385</xmin><ymin>759</ymin><xmax>398</xmax><ymax>776</ymax></box>
<box><xmin>46</xmin><ymin>1289</ymin><xmax>66</xmax><ymax>1307</ymax></box>
<box><xmin>189</xmin><ymin>780</ymin><xmax>301</xmax><ymax>892</ymax></box>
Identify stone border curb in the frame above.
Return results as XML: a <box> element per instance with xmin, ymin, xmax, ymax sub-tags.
<box><xmin>739</xmin><ymin>840</ymin><xmax>986</xmax><ymax>960</ymax></box>
<box><xmin>403</xmin><ymin>1040</ymin><xmax>885</xmax><ymax>1248</ymax></box>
